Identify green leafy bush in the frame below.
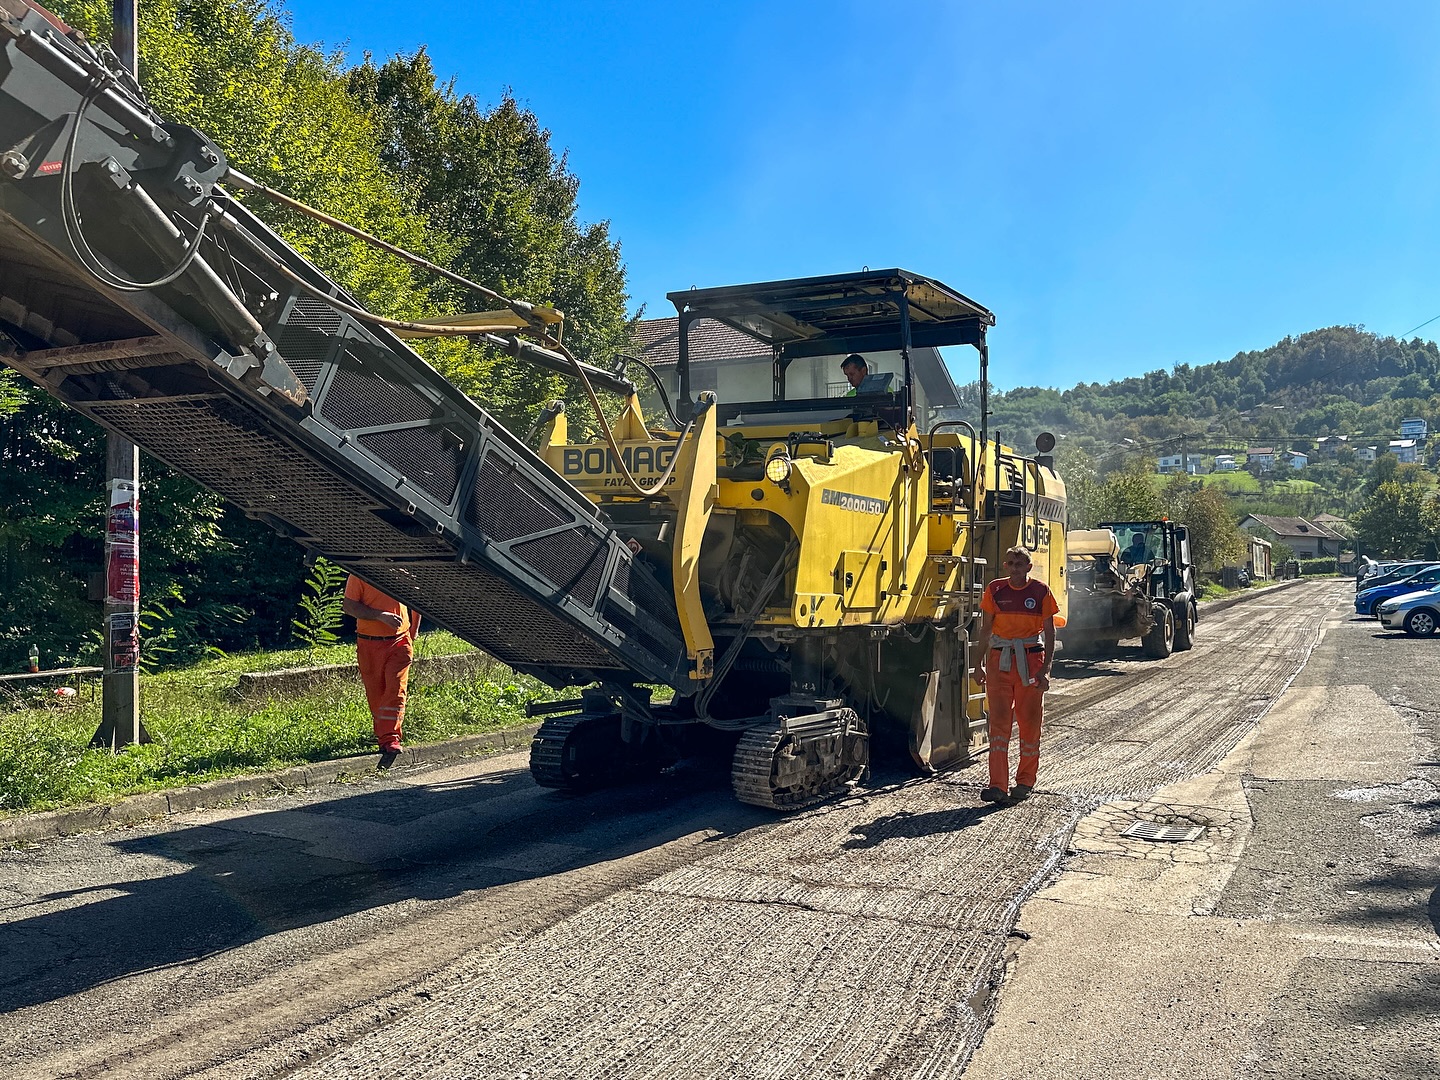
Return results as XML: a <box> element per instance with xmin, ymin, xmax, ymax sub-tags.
<box><xmin>292</xmin><ymin>557</ymin><xmax>346</xmax><ymax>651</ymax></box>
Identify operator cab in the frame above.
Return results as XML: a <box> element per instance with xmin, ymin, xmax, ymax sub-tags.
<box><xmin>667</xmin><ymin>269</ymin><xmax>995</xmax><ymax>434</ymax></box>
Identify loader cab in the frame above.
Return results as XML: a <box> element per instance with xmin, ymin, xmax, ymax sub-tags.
<box><xmin>667</xmin><ymin>269</ymin><xmax>995</xmax><ymax>434</ymax></box>
<box><xmin>1100</xmin><ymin>520</ymin><xmax>1193</xmax><ymax>596</ymax></box>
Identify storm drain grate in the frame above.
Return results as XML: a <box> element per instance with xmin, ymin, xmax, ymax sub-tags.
<box><xmin>1121</xmin><ymin>820</ymin><xmax>1205</xmax><ymax>842</ymax></box>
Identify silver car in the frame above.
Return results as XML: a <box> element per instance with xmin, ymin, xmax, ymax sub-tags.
<box><xmin>1376</xmin><ymin>584</ymin><xmax>1440</xmax><ymax>636</ymax></box>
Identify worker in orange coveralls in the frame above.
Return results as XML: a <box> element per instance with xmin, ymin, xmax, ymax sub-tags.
<box><xmin>343</xmin><ymin>575</ymin><xmax>419</xmax><ymax>766</ymax></box>
<box><xmin>973</xmin><ymin>546</ymin><xmax>1059</xmax><ymax>805</ymax></box>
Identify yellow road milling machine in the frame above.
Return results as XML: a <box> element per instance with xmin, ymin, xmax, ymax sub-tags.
<box><xmin>0</xmin><ymin>0</ymin><xmax>1066</xmax><ymax>809</ymax></box>
<box><xmin>530</xmin><ymin>273</ymin><xmax>1069</xmax><ymax>805</ymax></box>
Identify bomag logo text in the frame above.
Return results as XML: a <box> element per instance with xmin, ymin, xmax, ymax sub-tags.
<box><xmin>562</xmin><ymin>445</ymin><xmax>678</xmax><ymax>487</ymax></box>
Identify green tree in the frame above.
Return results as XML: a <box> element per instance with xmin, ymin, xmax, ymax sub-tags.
<box><xmin>1352</xmin><ymin>481</ymin><xmax>1437</xmax><ymax>558</ymax></box>
<box><xmin>347</xmin><ymin>50</ymin><xmax>633</xmax><ymax>429</ymax></box>
<box><xmin>1162</xmin><ymin>481</ymin><xmax>1244</xmax><ymax>571</ymax></box>
<box><xmin>1089</xmin><ymin>464</ymin><xmax>1165</xmax><ymax>523</ymax></box>
<box><xmin>1054</xmin><ymin>443</ymin><xmax>1098</xmax><ymax>529</ymax></box>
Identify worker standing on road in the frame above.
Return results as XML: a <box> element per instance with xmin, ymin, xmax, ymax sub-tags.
<box><xmin>973</xmin><ymin>546</ymin><xmax>1059</xmax><ymax>805</ymax></box>
<box><xmin>343</xmin><ymin>575</ymin><xmax>420</xmax><ymax>766</ymax></box>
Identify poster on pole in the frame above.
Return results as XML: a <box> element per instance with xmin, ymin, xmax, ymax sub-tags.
<box><xmin>105</xmin><ymin>478</ymin><xmax>140</xmax><ymax>669</ymax></box>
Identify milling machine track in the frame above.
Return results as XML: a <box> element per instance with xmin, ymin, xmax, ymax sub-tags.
<box><xmin>530</xmin><ymin>711</ymin><xmax>667</xmax><ymax>790</ymax></box>
<box><xmin>731</xmin><ymin>709</ymin><xmax>868</xmax><ymax>810</ymax></box>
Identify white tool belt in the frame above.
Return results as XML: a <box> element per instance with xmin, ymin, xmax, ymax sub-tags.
<box><xmin>990</xmin><ymin>634</ymin><xmax>1044</xmax><ymax>687</ymax></box>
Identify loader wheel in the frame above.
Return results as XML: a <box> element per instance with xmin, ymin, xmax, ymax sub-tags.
<box><xmin>1142</xmin><ymin>602</ymin><xmax>1174</xmax><ymax>659</ymax></box>
<box><xmin>1172</xmin><ymin>601</ymin><xmax>1194</xmax><ymax>652</ymax></box>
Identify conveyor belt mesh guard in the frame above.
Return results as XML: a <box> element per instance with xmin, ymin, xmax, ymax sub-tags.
<box><xmin>0</xmin><ymin>0</ymin><xmax>688</xmax><ymax>691</ymax></box>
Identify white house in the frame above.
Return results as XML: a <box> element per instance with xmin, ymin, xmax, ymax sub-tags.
<box><xmin>1285</xmin><ymin>450</ymin><xmax>1308</xmax><ymax>470</ymax></box>
<box><xmin>1157</xmin><ymin>453</ymin><xmax>1203</xmax><ymax>474</ymax></box>
<box><xmin>1356</xmin><ymin>446</ymin><xmax>1377</xmax><ymax>464</ymax></box>
<box><xmin>1240</xmin><ymin>515</ymin><xmax>1343</xmax><ymax>558</ymax></box>
<box><xmin>1246</xmin><ymin>447</ymin><xmax>1276</xmax><ymax>472</ymax></box>
<box><xmin>1388</xmin><ymin>438</ymin><xmax>1419</xmax><ymax>464</ymax></box>
<box><xmin>1213</xmin><ymin>454</ymin><xmax>1237</xmax><ymax>472</ymax></box>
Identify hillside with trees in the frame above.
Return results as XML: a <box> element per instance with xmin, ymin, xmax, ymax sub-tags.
<box><xmin>989</xmin><ymin>325</ymin><xmax>1440</xmax><ymax>460</ymax></box>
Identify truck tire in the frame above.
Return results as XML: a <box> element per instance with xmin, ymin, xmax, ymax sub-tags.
<box><xmin>1172</xmin><ymin>601</ymin><xmax>1194</xmax><ymax>651</ymax></box>
<box><xmin>1142</xmin><ymin>602</ymin><xmax>1174</xmax><ymax>659</ymax></box>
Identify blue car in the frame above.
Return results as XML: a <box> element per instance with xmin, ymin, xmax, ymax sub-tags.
<box><xmin>1356</xmin><ymin>564</ymin><xmax>1440</xmax><ymax>615</ymax></box>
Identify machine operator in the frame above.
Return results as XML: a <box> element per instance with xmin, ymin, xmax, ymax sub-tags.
<box><xmin>840</xmin><ymin>353</ymin><xmax>868</xmax><ymax>395</ymax></box>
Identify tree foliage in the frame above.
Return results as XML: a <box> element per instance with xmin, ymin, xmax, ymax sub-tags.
<box><xmin>1088</xmin><ymin>463</ymin><xmax>1165</xmax><ymax>524</ymax></box>
<box><xmin>1352</xmin><ymin>480</ymin><xmax>1440</xmax><ymax>559</ymax></box>
<box><xmin>1161</xmin><ymin>480</ymin><xmax>1245</xmax><ymax>571</ymax></box>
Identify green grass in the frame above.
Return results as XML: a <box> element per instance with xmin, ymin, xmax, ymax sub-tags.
<box><xmin>1195</xmin><ymin>472</ymin><xmax>1261</xmax><ymax>492</ymax></box>
<box><xmin>0</xmin><ymin>631</ymin><xmax>563</xmax><ymax>816</ymax></box>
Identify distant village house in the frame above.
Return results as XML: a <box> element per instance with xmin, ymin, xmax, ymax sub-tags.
<box><xmin>1245</xmin><ymin>447</ymin><xmax>1276</xmax><ymax>473</ymax></box>
<box><xmin>1157</xmin><ymin>453</ymin><xmax>1203</xmax><ymax>475</ymax></box>
<box><xmin>1388</xmin><ymin>439</ymin><xmax>1419</xmax><ymax>464</ymax></box>
<box><xmin>1239</xmin><ymin>515</ymin><xmax>1344</xmax><ymax>559</ymax></box>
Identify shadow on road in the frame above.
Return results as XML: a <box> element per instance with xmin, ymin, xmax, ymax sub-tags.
<box><xmin>0</xmin><ymin>759</ymin><xmax>760</xmax><ymax>1014</ymax></box>
<box><xmin>840</xmin><ymin>802</ymin><xmax>1004</xmax><ymax>849</ymax></box>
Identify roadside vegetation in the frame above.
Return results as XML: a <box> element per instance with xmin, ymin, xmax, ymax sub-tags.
<box><xmin>0</xmin><ymin>632</ymin><xmax>559</xmax><ymax>815</ymax></box>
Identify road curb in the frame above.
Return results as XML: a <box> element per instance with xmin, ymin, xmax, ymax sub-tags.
<box><xmin>0</xmin><ymin>722</ymin><xmax>542</xmax><ymax>848</ymax></box>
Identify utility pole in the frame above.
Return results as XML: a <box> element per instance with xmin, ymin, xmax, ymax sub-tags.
<box><xmin>91</xmin><ymin>0</ymin><xmax>147</xmax><ymax>750</ymax></box>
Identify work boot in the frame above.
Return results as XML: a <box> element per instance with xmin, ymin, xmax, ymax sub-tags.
<box><xmin>378</xmin><ymin>743</ymin><xmax>404</xmax><ymax>770</ymax></box>
<box><xmin>980</xmin><ymin>786</ymin><xmax>1010</xmax><ymax>805</ymax></box>
<box><xmin>1009</xmin><ymin>783</ymin><xmax>1033</xmax><ymax>802</ymax></box>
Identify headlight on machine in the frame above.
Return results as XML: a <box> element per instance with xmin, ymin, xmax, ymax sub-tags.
<box><xmin>765</xmin><ymin>452</ymin><xmax>792</xmax><ymax>486</ymax></box>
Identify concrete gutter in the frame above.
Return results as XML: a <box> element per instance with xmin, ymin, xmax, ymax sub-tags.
<box><xmin>0</xmin><ymin>722</ymin><xmax>540</xmax><ymax>848</ymax></box>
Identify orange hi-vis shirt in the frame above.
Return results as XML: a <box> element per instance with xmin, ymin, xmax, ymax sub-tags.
<box><xmin>345</xmin><ymin>575</ymin><xmax>413</xmax><ymax>638</ymax></box>
<box><xmin>980</xmin><ymin>577</ymin><xmax>1059</xmax><ymax>640</ymax></box>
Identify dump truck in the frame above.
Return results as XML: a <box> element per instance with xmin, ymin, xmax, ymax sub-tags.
<box><xmin>0</xmin><ymin>0</ymin><xmax>1067</xmax><ymax>808</ymax></box>
<box><xmin>1060</xmin><ymin>519</ymin><xmax>1196</xmax><ymax>659</ymax></box>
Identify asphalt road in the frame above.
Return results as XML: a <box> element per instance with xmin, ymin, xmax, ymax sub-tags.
<box><xmin>1</xmin><ymin>580</ymin><xmax>1434</xmax><ymax>1079</ymax></box>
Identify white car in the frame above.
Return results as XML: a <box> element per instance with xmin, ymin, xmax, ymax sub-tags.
<box><xmin>1376</xmin><ymin>584</ymin><xmax>1440</xmax><ymax>636</ymax></box>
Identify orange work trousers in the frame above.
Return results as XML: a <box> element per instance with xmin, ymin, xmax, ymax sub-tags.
<box><xmin>985</xmin><ymin>646</ymin><xmax>1045</xmax><ymax>790</ymax></box>
<box><xmin>357</xmin><ymin>636</ymin><xmax>413</xmax><ymax>750</ymax></box>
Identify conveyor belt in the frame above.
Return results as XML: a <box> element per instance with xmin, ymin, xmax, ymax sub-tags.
<box><xmin>0</xmin><ymin>0</ymin><xmax>687</xmax><ymax>691</ymax></box>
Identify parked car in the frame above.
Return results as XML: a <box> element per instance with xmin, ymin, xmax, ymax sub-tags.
<box><xmin>1376</xmin><ymin>584</ymin><xmax>1440</xmax><ymax>636</ymax></box>
<box><xmin>1356</xmin><ymin>565</ymin><xmax>1440</xmax><ymax>615</ymax></box>
<box><xmin>1356</xmin><ymin>560</ymin><xmax>1428</xmax><ymax>591</ymax></box>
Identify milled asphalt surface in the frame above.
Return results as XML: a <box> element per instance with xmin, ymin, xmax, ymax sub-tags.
<box><xmin>1</xmin><ymin>580</ymin><xmax>1435</xmax><ymax>1078</ymax></box>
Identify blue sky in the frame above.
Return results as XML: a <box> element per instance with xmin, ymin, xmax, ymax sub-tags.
<box><xmin>287</xmin><ymin>1</ymin><xmax>1440</xmax><ymax>391</ymax></box>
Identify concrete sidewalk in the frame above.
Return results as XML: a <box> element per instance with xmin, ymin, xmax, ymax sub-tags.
<box><xmin>967</xmin><ymin>588</ymin><xmax>1439</xmax><ymax>1078</ymax></box>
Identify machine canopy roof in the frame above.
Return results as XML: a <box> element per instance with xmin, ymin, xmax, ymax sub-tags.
<box><xmin>667</xmin><ymin>269</ymin><xmax>995</xmax><ymax>361</ymax></box>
